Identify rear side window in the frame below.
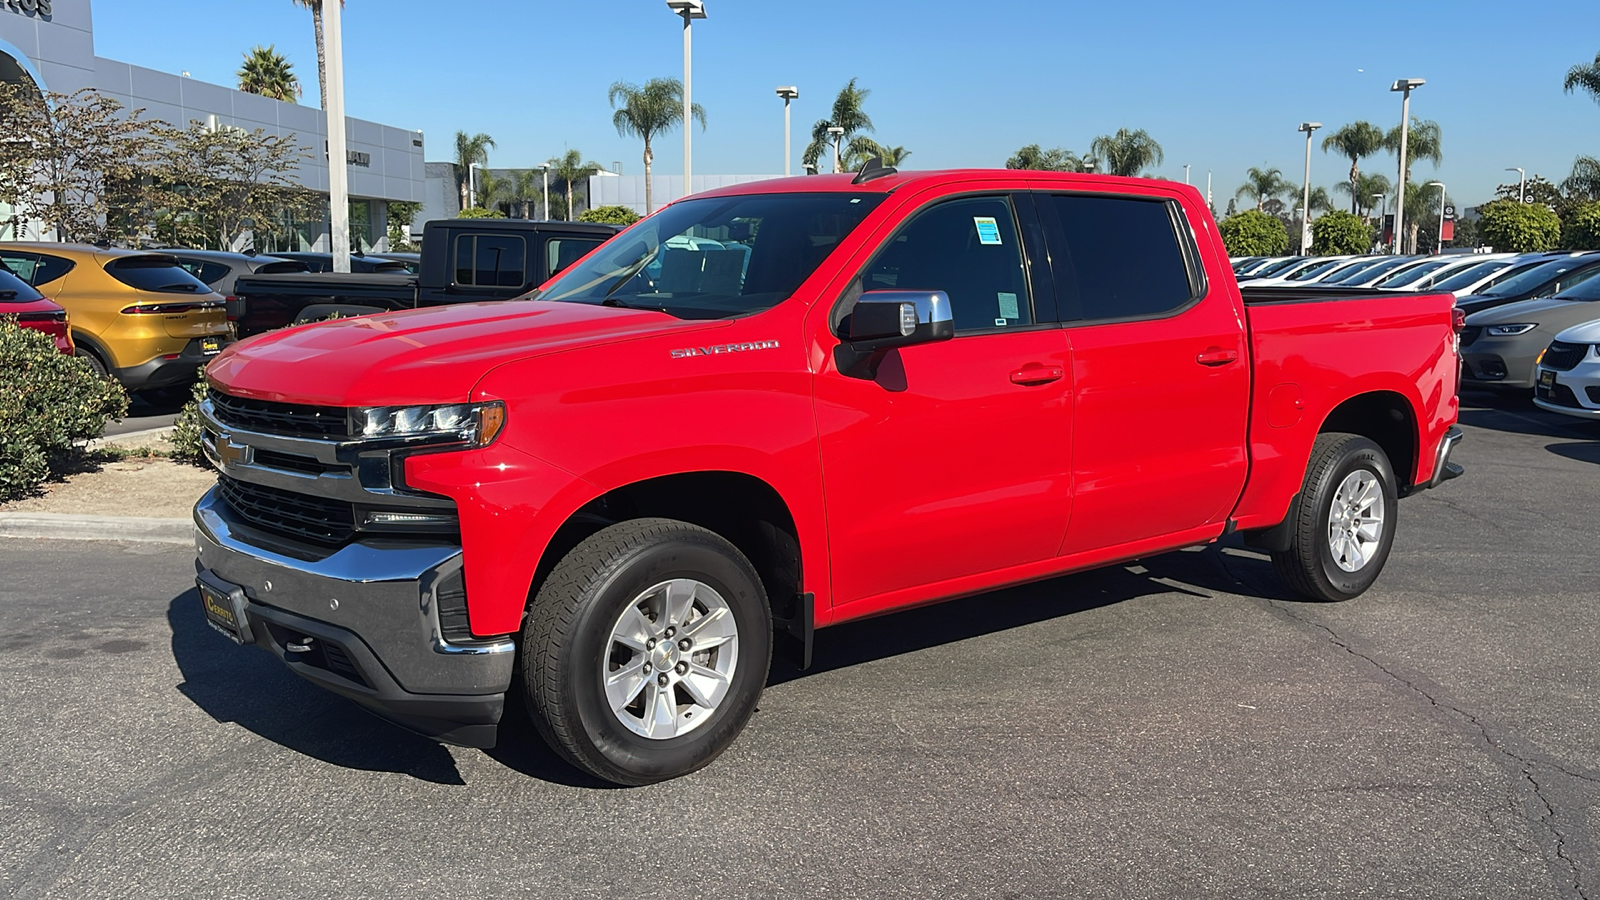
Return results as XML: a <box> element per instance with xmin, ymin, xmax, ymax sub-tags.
<box><xmin>0</xmin><ymin>266</ymin><xmax>43</xmax><ymax>302</ymax></box>
<box><xmin>1041</xmin><ymin>194</ymin><xmax>1196</xmax><ymax>321</ymax></box>
<box><xmin>454</xmin><ymin>233</ymin><xmax>527</xmax><ymax>287</ymax></box>
<box><xmin>104</xmin><ymin>256</ymin><xmax>214</xmax><ymax>294</ymax></box>
<box><xmin>857</xmin><ymin>195</ymin><xmax>1033</xmax><ymax>332</ymax></box>
<box><xmin>32</xmin><ymin>254</ymin><xmax>74</xmax><ymax>286</ymax></box>
<box><xmin>176</xmin><ymin>259</ymin><xmax>232</xmax><ymax>286</ymax></box>
<box><xmin>547</xmin><ymin>238</ymin><xmax>604</xmax><ymax>278</ymax></box>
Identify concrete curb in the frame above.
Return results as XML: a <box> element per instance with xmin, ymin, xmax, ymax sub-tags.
<box><xmin>95</xmin><ymin>425</ymin><xmax>176</xmax><ymax>447</ymax></box>
<box><xmin>0</xmin><ymin>513</ymin><xmax>191</xmax><ymax>546</ymax></box>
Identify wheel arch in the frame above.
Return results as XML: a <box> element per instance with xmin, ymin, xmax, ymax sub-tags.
<box><xmin>1316</xmin><ymin>389</ymin><xmax>1419</xmax><ymax>488</ymax></box>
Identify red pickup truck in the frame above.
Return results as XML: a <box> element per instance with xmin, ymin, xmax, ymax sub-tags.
<box><xmin>193</xmin><ymin>169</ymin><xmax>1464</xmax><ymax>785</ymax></box>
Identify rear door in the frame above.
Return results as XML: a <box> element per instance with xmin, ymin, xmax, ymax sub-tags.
<box><xmin>1033</xmin><ymin>188</ymin><xmax>1250</xmax><ymax>554</ymax></box>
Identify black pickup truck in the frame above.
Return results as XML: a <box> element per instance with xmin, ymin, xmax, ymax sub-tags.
<box><xmin>231</xmin><ymin>218</ymin><xmax>619</xmax><ymax>336</ymax></box>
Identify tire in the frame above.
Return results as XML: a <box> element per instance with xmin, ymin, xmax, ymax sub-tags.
<box><xmin>522</xmin><ymin>518</ymin><xmax>772</xmax><ymax>785</ymax></box>
<box><xmin>1271</xmin><ymin>433</ymin><xmax>1399</xmax><ymax>603</ymax></box>
<box><xmin>75</xmin><ymin>348</ymin><xmax>108</xmax><ymax>379</ymax></box>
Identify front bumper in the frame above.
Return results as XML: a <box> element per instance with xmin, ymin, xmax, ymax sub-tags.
<box><xmin>193</xmin><ymin>486</ymin><xmax>515</xmax><ymax>748</ymax></box>
<box><xmin>1460</xmin><ymin>336</ymin><xmax>1543</xmax><ymax>389</ymax></box>
<box><xmin>1533</xmin><ymin>361</ymin><xmax>1600</xmax><ymax>420</ymax></box>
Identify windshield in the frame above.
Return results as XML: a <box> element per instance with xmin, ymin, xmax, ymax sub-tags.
<box><xmin>534</xmin><ymin>192</ymin><xmax>884</xmax><ymax>319</ymax></box>
<box><xmin>1376</xmin><ymin>259</ymin><xmax>1451</xmax><ymax>288</ymax></box>
<box><xmin>1331</xmin><ymin>256</ymin><xmax>1414</xmax><ymax>284</ymax></box>
<box><xmin>1247</xmin><ymin>257</ymin><xmax>1306</xmax><ymax>278</ymax></box>
<box><xmin>1314</xmin><ymin>258</ymin><xmax>1382</xmax><ymax>283</ymax></box>
<box><xmin>1480</xmin><ymin>259</ymin><xmax>1591</xmax><ymax>297</ymax></box>
<box><xmin>1286</xmin><ymin>259</ymin><xmax>1348</xmax><ymax>281</ymax></box>
<box><xmin>1432</xmin><ymin>260</ymin><xmax>1511</xmax><ymax>293</ymax></box>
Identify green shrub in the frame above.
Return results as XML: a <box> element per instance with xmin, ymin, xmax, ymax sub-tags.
<box><xmin>1562</xmin><ymin>201</ymin><xmax>1600</xmax><ymax>251</ymax></box>
<box><xmin>0</xmin><ymin>318</ymin><xmax>129</xmax><ymax>500</ymax></box>
<box><xmin>169</xmin><ymin>374</ymin><xmax>210</xmax><ymax>467</ymax></box>
<box><xmin>1218</xmin><ymin>209</ymin><xmax>1289</xmax><ymax>257</ymax></box>
<box><xmin>456</xmin><ymin>207</ymin><xmax>506</xmax><ymax>219</ymax></box>
<box><xmin>577</xmin><ymin>205</ymin><xmax>642</xmax><ymax>226</ymax></box>
<box><xmin>1310</xmin><ymin>210</ymin><xmax>1373</xmax><ymax>255</ymax></box>
<box><xmin>1478</xmin><ymin>200</ymin><xmax>1561</xmax><ymax>252</ymax></box>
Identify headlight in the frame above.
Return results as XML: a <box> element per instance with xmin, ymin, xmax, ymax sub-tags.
<box><xmin>1486</xmin><ymin>323</ymin><xmax>1537</xmax><ymax>336</ymax></box>
<box><xmin>351</xmin><ymin>401</ymin><xmax>506</xmax><ymax>446</ymax></box>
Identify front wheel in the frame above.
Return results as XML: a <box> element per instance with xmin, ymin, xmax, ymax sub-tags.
<box><xmin>1272</xmin><ymin>433</ymin><xmax>1399</xmax><ymax>602</ymax></box>
<box><xmin>522</xmin><ymin>518</ymin><xmax>772</xmax><ymax>785</ymax></box>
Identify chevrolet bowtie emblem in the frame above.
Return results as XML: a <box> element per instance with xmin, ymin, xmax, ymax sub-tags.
<box><xmin>215</xmin><ymin>434</ymin><xmax>253</xmax><ymax>467</ymax></box>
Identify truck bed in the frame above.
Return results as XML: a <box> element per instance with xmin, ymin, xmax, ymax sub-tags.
<box><xmin>231</xmin><ymin>272</ymin><xmax>417</xmax><ymax>336</ymax></box>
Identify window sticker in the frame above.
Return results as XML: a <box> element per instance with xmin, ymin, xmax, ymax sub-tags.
<box><xmin>997</xmin><ymin>292</ymin><xmax>1020</xmax><ymax>320</ymax></box>
<box><xmin>994</xmin><ymin>318</ymin><xmax>1008</xmax><ymax>327</ymax></box>
<box><xmin>973</xmin><ymin>217</ymin><xmax>1002</xmax><ymax>245</ymax></box>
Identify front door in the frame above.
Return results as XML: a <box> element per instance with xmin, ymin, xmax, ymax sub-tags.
<box><xmin>814</xmin><ymin>192</ymin><xmax>1074</xmax><ymax>609</ymax></box>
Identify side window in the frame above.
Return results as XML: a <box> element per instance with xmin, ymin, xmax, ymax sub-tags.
<box><xmin>1044</xmin><ymin>194</ymin><xmax>1196</xmax><ymax>322</ymax></box>
<box><xmin>31</xmin><ymin>254</ymin><xmax>74</xmax><ymax>287</ymax></box>
<box><xmin>547</xmin><ymin>238</ymin><xmax>603</xmax><ymax>278</ymax></box>
<box><xmin>1553</xmin><ymin>268</ymin><xmax>1600</xmax><ymax>296</ymax></box>
<box><xmin>453</xmin><ymin>233</ymin><xmax>527</xmax><ymax>288</ymax></box>
<box><xmin>1</xmin><ymin>252</ymin><xmax>38</xmax><ymax>282</ymax></box>
<box><xmin>858</xmin><ymin>195</ymin><xmax>1032</xmax><ymax>333</ymax></box>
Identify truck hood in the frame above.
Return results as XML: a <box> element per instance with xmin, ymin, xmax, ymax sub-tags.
<box><xmin>1465</xmin><ymin>296</ymin><xmax>1600</xmax><ymax>325</ymax></box>
<box><xmin>208</xmin><ymin>300</ymin><xmax>726</xmax><ymax>406</ymax></box>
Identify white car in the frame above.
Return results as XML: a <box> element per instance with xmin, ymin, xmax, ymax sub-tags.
<box><xmin>1532</xmin><ymin>318</ymin><xmax>1600</xmax><ymax>420</ymax></box>
<box><xmin>1430</xmin><ymin>254</ymin><xmax>1551</xmax><ymax>297</ymax></box>
<box><xmin>1373</xmin><ymin>254</ymin><xmax>1512</xmax><ymax>291</ymax></box>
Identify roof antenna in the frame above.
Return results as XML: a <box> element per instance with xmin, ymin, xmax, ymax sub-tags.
<box><xmin>852</xmin><ymin>155</ymin><xmax>897</xmax><ymax>185</ymax></box>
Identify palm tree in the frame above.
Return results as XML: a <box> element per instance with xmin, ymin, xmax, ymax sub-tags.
<box><xmin>476</xmin><ymin>170</ymin><xmax>506</xmax><ymax>214</ymax></box>
<box><xmin>609</xmin><ymin>78</ymin><xmax>705</xmax><ymax>215</ymax></box>
<box><xmin>842</xmin><ymin>139</ymin><xmax>910</xmax><ymax>170</ymax></box>
<box><xmin>453</xmin><ymin>131</ymin><xmax>495</xmax><ymax>211</ymax></box>
<box><xmin>548</xmin><ymin>150</ymin><xmax>602</xmax><ymax>221</ymax></box>
<box><xmin>803</xmin><ymin>79</ymin><xmax>874</xmax><ymax>174</ymax></box>
<box><xmin>1565</xmin><ymin>51</ymin><xmax>1600</xmax><ymax>105</ymax></box>
<box><xmin>1320</xmin><ymin>121</ymin><xmax>1386</xmax><ymax>213</ymax></box>
<box><xmin>1235</xmin><ymin>166</ymin><xmax>1293</xmax><ymax>211</ymax></box>
<box><xmin>1564</xmin><ymin>156</ymin><xmax>1600</xmax><ymax>200</ymax></box>
<box><xmin>1005</xmin><ymin>144</ymin><xmax>1086</xmax><ymax>172</ymax></box>
<box><xmin>237</xmin><ymin>45</ymin><xmax>300</xmax><ymax>102</ymax></box>
<box><xmin>512</xmin><ymin>169</ymin><xmax>542</xmax><ymax>219</ymax></box>
<box><xmin>1087</xmin><ymin>128</ymin><xmax>1163</xmax><ymax>177</ymax></box>
<box><xmin>1384</xmin><ymin>117</ymin><xmax>1443</xmax><ymax>185</ymax></box>
<box><xmin>289</xmin><ymin>0</ymin><xmax>343</xmax><ymax>109</ymax></box>
<box><xmin>1334</xmin><ymin>172</ymin><xmax>1391</xmax><ymax>219</ymax></box>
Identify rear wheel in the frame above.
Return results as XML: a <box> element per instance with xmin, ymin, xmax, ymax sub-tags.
<box><xmin>522</xmin><ymin>518</ymin><xmax>772</xmax><ymax>785</ymax></box>
<box><xmin>1272</xmin><ymin>433</ymin><xmax>1398</xmax><ymax>602</ymax></box>
<box><xmin>74</xmin><ymin>347</ymin><xmax>108</xmax><ymax>379</ymax></box>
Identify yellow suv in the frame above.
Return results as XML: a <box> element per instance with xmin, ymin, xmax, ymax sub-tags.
<box><xmin>0</xmin><ymin>243</ymin><xmax>232</xmax><ymax>393</ymax></box>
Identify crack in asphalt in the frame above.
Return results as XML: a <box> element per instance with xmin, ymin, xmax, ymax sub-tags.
<box><xmin>1210</xmin><ymin>547</ymin><xmax>1591</xmax><ymax>900</ymax></box>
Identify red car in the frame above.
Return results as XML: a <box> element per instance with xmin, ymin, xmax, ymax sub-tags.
<box><xmin>193</xmin><ymin>168</ymin><xmax>1464</xmax><ymax>785</ymax></box>
<box><xmin>0</xmin><ymin>265</ymin><xmax>71</xmax><ymax>354</ymax></box>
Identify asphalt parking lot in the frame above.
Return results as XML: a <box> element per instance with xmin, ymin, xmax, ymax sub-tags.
<box><xmin>2</xmin><ymin>390</ymin><xmax>1598</xmax><ymax>899</ymax></box>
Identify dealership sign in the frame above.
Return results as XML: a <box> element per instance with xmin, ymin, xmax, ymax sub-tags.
<box><xmin>2</xmin><ymin>0</ymin><xmax>53</xmax><ymax>16</ymax></box>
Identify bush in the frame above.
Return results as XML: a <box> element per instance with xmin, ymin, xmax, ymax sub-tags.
<box><xmin>1562</xmin><ymin>201</ymin><xmax>1600</xmax><ymax>251</ymax></box>
<box><xmin>1218</xmin><ymin>210</ymin><xmax>1289</xmax><ymax>257</ymax></box>
<box><xmin>1478</xmin><ymin>200</ymin><xmax>1561</xmax><ymax>252</ymax></box>
<box><xmin>456</xmin><ymin>207</ymin><xmax>506</xmax><ymax>219</ymax></box>
<box><xmin>1310</xmin><ymin>210</ymin><xmax>1373</xmax><ymax>256</ymax></box>
<box><xmin>169</xmin><ymin>374</ymin><xmax>210</xmax><ymax>467</ymax></box>
<box><xmin>0</xmin><ymin>319</ymin><xmax>128</xmax><ymax>500</ymax></box>
<box><xmin>577</xmin><ymin>205</ymin><xmax>642</xmax><ymax>226</ymax></box>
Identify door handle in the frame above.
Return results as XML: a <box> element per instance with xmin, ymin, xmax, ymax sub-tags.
<box><xmin>1196</xmin><ymin>347</ymin><xmax>1240</xmax><ymax>367</ymax></box>
<box><xmin>1010</xmin><ymin>364</ymin><xmax>1064</xmax><ymax>385</ymax></box>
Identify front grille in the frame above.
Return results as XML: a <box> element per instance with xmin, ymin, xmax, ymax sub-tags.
<box><xmin>1537</xmin><ymin>381</ymin><xmax>1583</xmax><ymax>408</ymax></box>
<box><xmin>1459</xmin><ymin>325</ymin><xmax>1482</xmax><ymax>347</ymax></box>
<box><xmin>1542</xmin><ymin>341</ymin><xmax>1589</xmax><ymax>372</ymax></box>
<box><xmin>218</xmin><ymin>474</ymin><xmax>355</xmax><ymax>545</ymax></box>
<box><xmin>210</xmin><ymin>391</ymin><xmax>349</xmax><ymax>439</ymax></box>
<box><xmin>252</xmin><ymin>448</ymin><xmax>340</xmax><ymax>476</ymax></box>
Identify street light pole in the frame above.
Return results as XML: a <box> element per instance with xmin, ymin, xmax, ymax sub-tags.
<box><xmin>776</xmin><ymin>86</ymin><xmax>798</xmax><ymax>177</ymax></box>
<box><xmin>1505</xmin><ymin>167</ymin><xmax>1525</xmax><ymax>203</ymax></box>
<box><xmin>323</xmin><ymin>0</ymin><xmax>351</xmax><ymax>271</ymax></box>
<box><xmin>1372</xmin><ymin>191</ymin><xmax>1386</xmax><ymax>223</ymax></box>
<box><xmin>827</xmin><ymin>125</ymin><xmax>845</xmax><ymax>174</ymax></box>
<box><xmin>1183</xmin><ymin>163</ymin><xmax>1190</xmax><ymax>185</ymax></box>
<box><xmin>1389</xmin><ymin>78</ymin><xmax>1425</xmax><ymax>254</ymax></box>
<box><xmin>1427</xmin><ymin>181</ymin><xmax>1446</xmax><ymax>253</ymax></box>
<box><xmin>468</xmin><ymin>162</ymin><xmax>479</xmax><ymax>209</ymax></box>
<box><xmin>666</xmin><ymin>1</ymin><xmax>706</xmax><ymax>200</ymax></box>
<box><xmin>539</xmin><ymin>164</ymin><xmax>549</xmax><ymax>220</ymax></box>
<box><xmin>1298</xmin><ymin>122</ymin><xmax>1322</xmax><ymax>252</ymax></box>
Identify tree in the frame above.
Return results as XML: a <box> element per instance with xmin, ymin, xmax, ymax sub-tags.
<box><xmin>1235</xmin><ymin>166</ymin><xmax>1292</xmax><ymax>211</ymax></box>
<box><xmin>1005</xmin><ymin>144</ymin><xmax>1086</xmax><ymax>172</ymax></box>
<box><xmin>548</xmin><ymin>150</ymin><xmax>601</xmax><ymax>220</ymax></box>
<box><xmin>289</xmin><ymin>0</ymin><xmax>343</xmax><ymax>109</ymax></box>
<box><xmin>578</xmin><ymin>205</ymin><xmax>641</xmax><ymax>226</ymax></box>
<box><xmin>1562</xmin><ymin>157</ymin><xmax>1600</xmax><ymax>201</ymax></box>
<box><xmin>148</xmin><ymin>119</ymin><xmax>317</xmax><ymax>251</ymax></box>
<box><xmin>1218</xmin><ymin>209</ymin><xmax>1288</xmax><ymax>256</ymax></box>
<box><xmin>512</xmin><ymin>169</ymin><xmax>542</xmax><ymax>219</ymax></box>
<box><xmin>457</xmin><ymin>207</ymin><xmax>506</xmax><ymax>219</ymax></box>
<box><xmin>237</xmin><ymin>45</ymin><xmax>300</xmax><ymax>102</ymax></box>
<box><xmin>1310</xmin><ymin>210</ymin><xmax>1373</xmax><ymax>255</ymax></box>
<box><xmin>1478</xmin><ymin>199</ymin><xmax>1561</xmax><ymax>252</ymax></box>
<box><xmin>1088</xmin><ymin>128</ymin><xmax>1163</xmax><ymax>177</ymax></box>
<box><xmin>386</xmin><ymin>200</ymin><xmax>421</xmax><ymax>251</ymax></box>
<box><xmin>844</xmin><ymin>140</ymin><xmax>910</xmax><ymax>169</ymax></box>
<box><xmin>476</xmin><ymin>169</ymin><xmax>505</xmax><ymax>214</ymax></box>
<box><xmin>1334</xmin><ymin>172</ymin><xmax>1391</xmax><ymax>219</ymax></box>
<box><xmin>1564</xmin><ymin>51</ymin><xmax>1600</xmax><ymax>106</ymax></box>
<box><xmin>1562</xmin><ymin>201</ymin><xmax>1600</xmax><ymax>251</ymax></box>
<box><xmin>803</xmin><ymin>78</ymin><xmax>874</xmax><ymax>175</ymax></box>
<box><xmin>452</xmin><ymin>131</ymin><xmax>495</xmax><ymax>212</ymax></box>
<box><xmin>1383</xmin><ymin>117</ymin><xmax>1442</xmax><ymax>186</ymax></box>
<box><xmin>0</xmin><ymin>85</ymin><xmax>157</xmax><ymax>243</ymax></box>
<box><xmin>1320</xmin><ymin>122</ymin><xmax>1387</xmax><ymax>213</ymax></box>
<box><xmin>609</xmin><ymin>78</ymin><xmax>705</xmax><ymax>214</ymax></box>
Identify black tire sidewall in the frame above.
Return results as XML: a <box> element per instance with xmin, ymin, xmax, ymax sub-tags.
<box><xmin>560</xmin><ymin>535</ymin><xmax>770</xmax><ymax>783</ymax></box>
<box><xmin>1311</xmin><ymin>440</ymin><xmax>1398</xmax><ymax>599</ymax></box>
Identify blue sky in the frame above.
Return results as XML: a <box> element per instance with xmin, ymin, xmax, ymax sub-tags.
<box><xmin>97</xmin><ymin>0</ymin><xmax>1600</xmax><ymax>208</ymax></box>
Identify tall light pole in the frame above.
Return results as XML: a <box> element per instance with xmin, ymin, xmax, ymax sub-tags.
<box><xmin>1427</xmin><ymin>181</ymin><xmax>1446</xmax><ymax>253</ymax></box>
<box><xmin>776</xmin><ymin>86</ymin><xmax>798</xmax><ymax>177</ymax></box>
<box><xmin>468</xmin><ymin>162</ymin><xmax>480</xmax><ymax>209</ymax></box>
<box><xmin>1372</xmin><ymin>191</ymin><xmax>1386</xmax><ymax>223</ymax></box>
<box><xmin>1298</xmin><ymin>121</ymin><xmax>1322</xmax><ymax>252</ymax></box>
<box><xmin>666</xmin><ymin>1</ymin><xmax>705</xmax><ymax>199</ymax></box>
<box><xmin>1182</xmin><ymin>163</ymin><xmax>1190</xmax><ymax>184</ymax></box>
<box><xmin>827</xmin><ymin>125</ymin><xmax>845</xmax><ymax>173</ymax></box>
<box><xmin>323</xmin><ymin>0</ymin><xmax>350</xmax><ymax>271</ymax></box>
<box><xmin>1206</xmin><ymin>171</ymin><xmax>1212</xmax><ymax>209</ymax></box>
<box><xmin>539</xmin><ymin>163</ymin><xmax>549</xmax><ymax>220</ymax></box>
<box><xmin>1390</xmin><ymin>78</ymin><xmax>1425</xmax><ymax>254</ymax></box>
<box><xmin>1505</xmin><ymin>166</ymin><xmax>1525</xmax><ymax>203</ymax></box>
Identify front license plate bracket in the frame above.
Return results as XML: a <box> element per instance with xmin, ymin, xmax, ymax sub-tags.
<box><xmin>197</xmin><ymin>570</ymin><xmax>254</xmax><ymax>645</ymax></box>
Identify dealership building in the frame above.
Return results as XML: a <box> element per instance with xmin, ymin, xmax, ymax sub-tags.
<box><xmin>0</xmin><ymin>0</ymin><xmax>424</xmax><ymax>250</ymax></box>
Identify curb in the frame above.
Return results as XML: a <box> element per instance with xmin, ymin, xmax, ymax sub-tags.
<box><xmin>96</xmin><ymin>425</ymin><xmax>177</xmax><ymax>445</ymax></box>
<box><xmin>0</xmin><ymin>513</ymin><xmax>191</xmax><ymax>546</ymax></box>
